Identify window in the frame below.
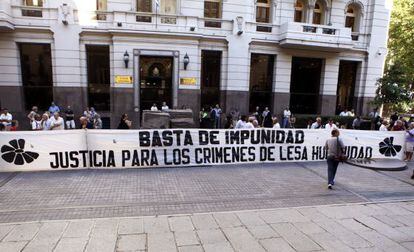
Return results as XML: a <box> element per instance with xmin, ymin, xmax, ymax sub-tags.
<box><xmin>294</xmin><ymin>0</ymin><xmax>304</xmax><ymax>23</ymax></box>
<box><xmin>86</xmin><ymin>46</ymin><xmax>110</xmax><ymax>111</ymax></box>
<box><xmin>249</xmin><ymin>54</ymin><xmax>274</xmax><ymax>113</ymax></box>
<box><xmin>160</xmin><ymin>0</ymin><xmax>177</xmax><ymax>14</ymax></box>
<box><xmin>312</xmin><ymin>2</ymin><xmax>323</xmax><ymax>25</ymax></box>
<box><xmin>23</xmin><ymin>0</ymin><xmax>43</xmax><ymax>7</ymax></box>
<box><xmin>256</xmin><ymin>0</ymin><xmax>271</xmax><ymax>23</ymax></box>
<box><xmin>96</xmin><ymin>0</ymin><xmax>107</xmax><ymax>20</ymax></box>
<box><xmin>204</xmin><ymin>0</ymin><xmax>222</xmax><ymax>27</ymax></box>
<box><xmin>19</xmin><ymin>43</ymin><xmax>53</xmax><ymax>111</ymax></box>
<box><xmin>137</xmin><ymin>0</ymin><xmax>152</xmax><ymax>12</ymax></box>
<box><xmin>345</xmin><ymin>6</ymin><xmax>356</xmax><ymax>31</ymax></box>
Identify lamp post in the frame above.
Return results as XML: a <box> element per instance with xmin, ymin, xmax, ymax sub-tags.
<box><xmin>123</xmin><ymin>51</ymin><xmax>129</xmax><ymax>68</ymax></box>
<box><xmin>183</xmin><ymin>53</ymin><xmax>190</xmax><ymax>70</ymax></box>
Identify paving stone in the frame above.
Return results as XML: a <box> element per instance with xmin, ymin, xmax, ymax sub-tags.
<box><xmin>270</xmin><ymin>223</ymin><xmax>321</xmax><ymax>251</ymax></box>
<box><xmin>202</xmin><ymin>242</ymin><xmax>234</xmax><ymax>252</ymax></box>
<box><xmin>63</xmin><ymin>220</ymin><xmax>94</xmax><ymax>238</ymax></box>
<box><xmin>85</xmin><ymin>219</ymin><xmax>118</xmax><ymax>252</ymax></box>
<box><xmin>380</xmin><ymin>203</ymin><xmax>413</xmax><ymax>216</ymax></box>
<box><xmin>0</xmin><ymin>241</ymin><xmax>28</xmax><ymax>252</ymax></box>
<box><xmin>116</xmin><ymin>234</ymin><xmax>146</xmax><ymax>251</ymax></box>
<box><xmin>259</xmin><ymin>238</ymin><xmax>295</xmax><ymax>252</ymax></box>
<box><xmin>197</xmin><ymin>229</ymin><xmax>228</xmax><ymax>245</ymax></box>
<box><xmin>178</xmin><ymin>245</ymin><xmax>203</xmax><ymax>252</ymax></box>
<box><xmin>260</xmin><ymin>209</ymin><xmax>309</xmax><ymax>224</ymax></box>
<box><xmin>337</xmin><ymin>218</ymin><xmax>372</xmax><ymax>233</ymax></box>
<box><xmin>357</xmin><ymin>230</ymin><xmax>409</xmax><ymax>252</ymax></box>
<box><xmin>23</xmin><ymin>222</ymin><xmax>68</xmax><ymax>252</ymax></box>
<box><xmin>293</xmin><ymin>221</ymin><xmax>326</xmax><ymax>235</ymax></box>
<box><xmin>118</xmin><ymin>218</ymin><xmax>144</xmax><ymax>235</ymax></box>
<box><xmin>236</xmin><ymin>212</ymin><xmax>266</xmax><ymax>227</ymax></box>
<box><xmin>222</xmin><ymin>226</ymin><xmax>266</xmax><ymax>252</ymax></box>
<box><xmin>354</xmin><ymin>216</ymin><xmax>412</xmax><ymax>242</ymax></box>
<box><xmin>395</xmin><ymin>226</ymin><xmax>414</xmax><ymax>240</ymax></box>
<box><xmin>315</xmin><ymin>219</ymin><xmax>372</xmax><ymax>248</ymax></box>
<box><xmin>372</xmin><ymin>215</ymin><xmax>406</xmax><ymax>228</ymax></box>
<box><xmin>93</xmin><ymin>219</ymin><xmax>119</xmax><ymax>236</ymax></box>
<box><xmin>147</xmin><ymin>231</ymin><xmax>176</xmax><ymax>252</ymax></box>
<box><xmin>174</xmin><ymin>231</ymin><xmax>199</xmax><ymax>246</ymax></box>
<box><xmin>391</xmin><ymin>214</ymin><xmax>414</xmax><ymax>227</ymax></box>
<box><xmin>213</xmin><ymin>213</ymin><xmax>243</xmax><ymax>228</ymax></box>
<box><xmin>3</xmin><ymin>223</ymin><xmax>41</xmax><ymax>242</ymax></box>
<box><xmin>191</xmin><ymin>214</ymin><xmax>218</xmax><ymax>230</ymax></box>
<box><xmin>169</xmin><ymin>216</ymin><xmax>194</xmax><ymax>232</ymax></box>
<box><xmin>246</xmin><ymin>225</ymin><xmax>279</xmax><ymax>239</ymax></box>
<box><xmin>0</xmin><ymin>224</ymin><xmax>15</xmax><ymax>241</ymax></box>
<box><xmin>297</xmin><ymin>207</ymin><xmax>330</xmax><ymax>221</ymax></box>
<box><xmin>54</xmin><ymin>237</ymin><xmax>88</xmax><ymax>252</ymax></box>
<box><xmin>401</xmin><ymin>241</ymin><xmax>414</xmax><ymax>251</ymax></box>
<box><xmin>144</xmin><ymin>216</ymin><xmax>171</xmax><ymax>234</ymax></box>
<box><xmin>308</xmin><ymin>232</ymin><xmax>354</xmax><ymax>252</ymax></box>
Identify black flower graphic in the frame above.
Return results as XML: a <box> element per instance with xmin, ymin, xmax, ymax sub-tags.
<box><xmin>1</xmin><ymin>139</ymin><xmax>39</xmax><ymax>165</ymax></box>
<box><xmin>379</xmin><ymin>137</ymin><xmax>402</xmax><ymax>157</ymax></box>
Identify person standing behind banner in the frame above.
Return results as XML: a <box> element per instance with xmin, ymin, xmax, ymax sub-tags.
<box><xmin>405</xmin><ymin>122</ymin><xmax>414</xmax><ymax>163</ymax></box>
<box><xmin>272</xmin><ymin>117</ymin><xmax>281</xmax><ymax>129</ymax></box>
<box><xmin>325</xmin><ymin>129</ymin><xmax>345</xmax><ymax>189</ymax></box>
<box><xmin>235</xmin><ymin>115</ymin><xmax>247</xmax><ymax>129</ymax></box>
<box><xmin>31</xmin><ymin>114</ymin><xmax>42</xmax><ymax>131</ymax></box>
<box><xmin>311</xmin><ymin>117</ymin><xmax>323</xmax><ymax>129</ymax></box>
<box><xmin>94</xmin><ymin>114</ymin><xmax>103</xmax><ymax>129</ymax></box>
<box><xmin>41</xmin><ymin>113</ymin><xmax>51</xmax><ymax>130</ymax></box>
<box><xmin>49</xmin><ymin>102</ymin><xmax>60</xmax><ymax>114</ymax></box>
<box><xmin>0</xmin><ymin>108</ymin><xmax>12</xmax><ymax>131</ymax></box>
<box><xmin>117</xmin><ymin>113</ymin><xmax>132</xmax><ymax>129</ymax></box>
<box><xmin>49</xmin><ymin>112</ymin><xmax>65</xmax><ymax>130</ymax></box>
<box><xmin>325</xmin><ymin>119</ymin><xmax>338</xmax><ymax>130</ymax></box>
<box><xmin>65</xmin><ymin>105</ymin><xmax>76</xmax><ymax>129</ymax></box>
<box><xmin>282</xmin><ymin>107</ymin><xmax>291</xmax><ymax>128</ymax></box>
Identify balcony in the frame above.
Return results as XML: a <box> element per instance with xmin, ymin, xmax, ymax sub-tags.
<box><xmin>279</xmin><ymin>22</ymin><xmax>353</xmax><ymax>51</ymax></box>
<box><xmin>0</xmin><ymin>11</ymin><xmax>14</xmax><ymax>31</ymax></box>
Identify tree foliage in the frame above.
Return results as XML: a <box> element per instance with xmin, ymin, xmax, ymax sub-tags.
<box><xmin>375</xmin><ymin>0</ymin><xmax>414</xmax><ymax>112</ymax></box>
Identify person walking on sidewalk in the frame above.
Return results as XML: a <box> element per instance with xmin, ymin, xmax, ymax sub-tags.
<box><xmin>325</xmin><ymin>129</ymin><xmax>346</xmax><ymax>189</ymax></box>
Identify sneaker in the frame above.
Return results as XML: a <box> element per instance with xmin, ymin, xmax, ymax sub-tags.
<box><xmin>328</xmin><ymin>184</ymin><xmax>333</xmax><ymax>189</ymax></box>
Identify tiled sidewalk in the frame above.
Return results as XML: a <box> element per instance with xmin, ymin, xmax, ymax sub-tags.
<box><xmin>1</xmin><ymin>200</ymin><xmax>414</xmax><ymax>252</ymax></box>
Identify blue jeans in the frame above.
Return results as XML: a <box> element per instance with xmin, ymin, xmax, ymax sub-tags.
<box><xmin>327</xmin><ymin>157</ymin><xmax>339</xmax><ymax>185</ymax></box>
<box><xmin>282</xmin><ymin>117</ymin><xmax>289</xmax><ymax>128</ymax></box>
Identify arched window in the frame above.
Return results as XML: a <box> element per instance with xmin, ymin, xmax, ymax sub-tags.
<box><xmin>312</xmin><ymin>1</ymin><xmax>324</xmax><ymax>25</ymax></box>
<box><xmin>294</xmin><ymin>0</ymin><xmax>304</xmax><ymax>23</ymax></box>
<box><xmin>256</xmin><ymin>0</ymin><xmax>271</xmax><ymax>23</ymax></box>
<box><xmin>345</xmin><ymin>5</ymin><xmax>360</xmax><ymax>32</ymax></box>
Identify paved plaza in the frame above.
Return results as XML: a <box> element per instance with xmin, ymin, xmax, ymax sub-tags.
<box><xmin>0</xmin><ymin>161</ymin><xmax>413</xmax><ymax>251</ymax></box>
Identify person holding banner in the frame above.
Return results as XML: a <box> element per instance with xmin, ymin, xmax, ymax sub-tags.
<box><xmin>405</xmin><ymin>122</ymin><xmax>414</xmax><ymax>164</ymax></box>
<box><xmin>325</xmin><ymin>129</ymin><xmax>346</xmax><ymax>189</ymax></box>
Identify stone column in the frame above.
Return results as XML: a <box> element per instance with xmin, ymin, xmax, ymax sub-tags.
<box><xmin>272</xmin><ymin>52</ymin><xmax>292</xmax><ymax>117</ymax></box>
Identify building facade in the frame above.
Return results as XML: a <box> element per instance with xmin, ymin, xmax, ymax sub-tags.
<box><xmin>0</xmin><ymin>0</ymin><xmax>391</xmax><ymax>128</ymax></box>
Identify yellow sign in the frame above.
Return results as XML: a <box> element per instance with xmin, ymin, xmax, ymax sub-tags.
<box><xmin>180</xmin><ymin>78</ymin><xmax>197</xmax><ymax>85</ymax></box>
<box><xmin>115</xmin><ymin>75</ymin><xmax>133</xmax><ymax>84</ymax></box>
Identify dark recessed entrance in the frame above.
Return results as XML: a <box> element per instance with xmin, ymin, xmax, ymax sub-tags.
<box><xmin>290</xmin><ymin>57</ymin><xmax>323</xmax><ymax>114</ymax></box>
<box><xmin>139</xmin><ymin>56</ymin><xmax>173</xmax><ymax>111</ymax></box>
<box><xmin>201</xmin><ymin>50</ymin><xmax>221</xmax><ymax>109</ymax></box>
<box><xmin>249</xmin><ymin>53</ymin><xmax>274</xmax><ymax>113</ymax></box>
<box><xmin>336</xmin><ymin>60</ymin><xmax>358</xmax><ymax>113</ymax></box>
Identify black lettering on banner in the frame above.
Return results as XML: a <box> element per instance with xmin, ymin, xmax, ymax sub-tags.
<box><xmin>107</xmin><ymin>151</ymin><xmax>115</xmax><ymax>167</ymax></box>
<box><xmin>93</xmin><ymin>150</ymin><xmax>102</xmax><ymax>167</ymax></box>
<box><xmin>139</xmin><ymin>131</ymin><xmax>151</xmax><ymax>146</ymax></box>
<box><xmin>240</xmin><ymin>147</ymin><xmax>248</xmax><ymax>162</ymax></box>
<box><xmin>295</xmin><ymin>130</ymin><xmax>305</xmax><ymax>144</ymax></box>
<box><xmin>132</xmin><ymin>150</ymin><xmax>140</xmax><ymax>166</ymax></box>
<box><xmin>172</xmin><ymin>149</ymin><xmax>181</xmax><ymax>164</ymax></box>
<box><xmin>210</xmin><ymin>131</ymin><xmax>220</xmax><ymax>145</ymax></box>
<box><xmin>150</xmin><ymin>150</ymin><xmax>158</xmax><ymax>166</ymax></box>
<box><xmin>141</xmin><ymin>149</ymin><xmax>150</xmax><ymax>166</ymax></box>
<box><xmin>79</xmin><ymin>150</ymin><xmax>88</xmax><ymax>167</ymax></box>
<box><xmin>251</xmin><ymin>130</ymin><xmax>260</xmax><ymax>144</ymax></box>
<box><xmin>164</xmin><ymin>149</ymin><xmax>172</xmax><ymax>165</ymax></box>
<box><xmin>69</xmin><ymin>151</ymin><xmax>79</xmax><ymax>168</ymax></box>
<box><xmin>152</xmin><ymin>131</ymin><xmax>162</xmax><ymax>147</ymax></box>
<box><xmin>232</xmin><ymin>147</ymin><xmax>240</xmax><ymax>162</ymax></box>
<box><xmin>173</xmin><ymin>130</ymin><xmax>183</xmax><ymax>146</ymax></box>
<box><xmin>199</xmin><ymin>131</ymin><xmax>209</xmax><ymax>145</ymax></box>
<box><xmin>241</xmin><ymin>130</ymin><xmax>249</xmax><ymax>144</ymax></box>
<box><xmin>301</xmin><ymin>146</ymin><xmax>308</xmax><ymax>160</ymax></box>
<box><xmin>162</xmin><ymin>131</ymin><xmax>173</xmax><ymax>146</ymax></box>
<box><xmin>276</xmin><ymin>131</ymin><xmax>285</xmax><ymax>143</ymax></box>
<box><xmin>280</xmin><ymin>146</ymin><xmax>286</xmax><ymax>161</ymax></box>
<box><xmin>184</xmin><ymin>131</ymin><xmax>193</xmax><ymax>146</ymax></box>
<box><xmin>366</xmin><ymin>147</ymin><xmax>373</xmax><ymax>159</ymax></box>
<box><xmin>261</xmin><ymin>130</ymin><xmax>271</xmax><ymax>144</ymax></box>
<box><xmin>194</xmin><ymin>148</ymin><xmax>203</xmax><ymax>164</ymax></box>
<box><xmin>214</xmin><ymin>147</ymin><xmax>223</xmax><ymax>163</ymax></box>
<box><xmin>182</xmin><ymin>148</ymin><xmax>190</xmax><ymax>164</ymax></box>
<box><xmin>122</xmin><ymin>150</ymin><xmax>130</xmax><ymax>167</ymax></box>
<box><xmin>248</xmin><ymin>147</ymin><xmax>255</xmax><ymax>161</ymax></box>
<box><xmin>229</xmin><ymin>131</ymin><xmax>240</xmax><ymax>144</ymax></box>
<box><xmin>60</xmin><ymin>152</ymin><xmax>69</xmax><ymax>168</ymax></box>
<box><xmin>50</xmin><ymin>152</ymin><xmax>59</xmax><ymax>168</ymax></box>
<box><xmin>203</xmin><ymin>148</ymin><xmax>211</xmax><ymax>163</ymax></box>
<box><xmin>286</xmin><ymin>131</ymin><xmax>294</xmax><ymax>144</ymax></box>
<box><xmin>260</xmin><ymin>146</ymin><xmax>267</xmax><ymax>161</ymax></box>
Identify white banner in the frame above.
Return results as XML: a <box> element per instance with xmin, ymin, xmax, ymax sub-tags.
<box><xmin>0</xmin><ymin>129</ymin><xmax>406</xmax><ymax>171</ymax></box>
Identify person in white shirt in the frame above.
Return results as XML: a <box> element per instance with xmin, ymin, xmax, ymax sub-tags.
<box><xmin>41</xmin><ymin>113</ymin><xmax>51</xmax><ymax>130</ymax></box>
<box><xmin>27</xmin><ymin>106</ymin><xmax>38</xmax><ymax>123</ymax></box>
<box><xmin>273</xmin><ymin>117</ymin><xmax>281</xmax><ymax>129</ymax></box>
<box><xmin>339</xmin><ymin>109</ymin><xmax>349</xmax><ymax>117</ymax></box>
<box><xmin>244</xmin><ymin>117</ymin><xmax>255</xmax><ymax>129</ymax></box>
<box><xmin>31</xmin><ymin>114</ymin><xmax>42</xmax><ymax>130</ymax></box>
<box><xmin>379</xmin><ymin>120</ymin><xmax>388</xmax><ymax>131</ymax></box>
<box><xmin>49</xmin><ymin>112</ymin><xmax>65</xmax><ymax>130</ymax></box>
<box><xmin>282</xmin><ymin>107</ymin><xmax>291</xmax><ymax>128</ymax></box>
<box><xmin>235</xmin><ymin>115</ymin><xmax>247</xmax><ymax>129</ymax></box>
<box><xmin>311</xmin><ymin>117</ymin><xmax>323</xmax><ymax>129</ymax></box>
<box><xmin>151</xmin><ymin>103</ymin><xmax>158</xmax><ymax>111</ymax></box>
<box><xmin>161</xmin><ymin>102</ymin><xmax>169</xmax><ymax>111</ymax></box>
<box><xmin>325</xmin><ymin>119</ymin><xmax>338</xmax><ymax>130</ymax></box>
<box><xmin>0</xmin><ymin>108</ymin><xmax>13</xmax><ymax>131</ymax></box>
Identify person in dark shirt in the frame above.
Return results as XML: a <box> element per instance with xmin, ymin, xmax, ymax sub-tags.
<box><xmin>79</xmin><ymin>116</ymin><xmax>94</xmax><ymax>129</ymax></box>
<box><xmin>65</xmin><ymin>105</ymin><xmax>75</xmax><ymax>129</ymax></box>
<box><xmin>117</xmin><ymin>113</ymin><xmax>132</xmax><ymax>129</ymax></box>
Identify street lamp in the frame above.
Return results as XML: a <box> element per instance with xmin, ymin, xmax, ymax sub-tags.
<box><xmin>123</xmin><ymin>51</ymin><xmax>129</xmax><ymax>68</ymax></box>
<box><xmin>183</xmin><ymin>53</ymin><xmax>190</xmax><ymax>70</ymax></box>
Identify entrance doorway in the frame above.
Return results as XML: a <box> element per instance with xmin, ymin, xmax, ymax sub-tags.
<box><xmin>336</xmin><ymin>61</ymin><xmax>358</xmax><ymax>113</ymax></box>
<box><xmin>249</xmin><ymin>54</ymin><xmax>274</xmax><ymax>113</ymax></box>
<box><xmin>289</xmin><ymin>57</ymin><xmax>323</xmax><ymax>114</ymax></box>
<box><xmin>19</xmin><ymin>43</ymin><xmax>53</xmax><ymax>111</ymax></box>
<box><xmin>201</xmin><ymin>50</ymin><xmax>221</xmax><ymax>110</ymax></box>
<box><xmin>139</xmin><ymin>56</ymin><xmax>173</xmax><ymax>111</ymax></box>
